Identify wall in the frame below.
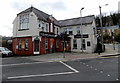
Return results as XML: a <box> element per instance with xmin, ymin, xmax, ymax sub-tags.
<box><xmin>12</xmin><ymin>37</ymin><xmax>33</xmax><ymax>55</ymax></box>
<box><xmin>60</xmin><ymin>21</ymin><xmax>97</xmax><ymax>53</ymax></box>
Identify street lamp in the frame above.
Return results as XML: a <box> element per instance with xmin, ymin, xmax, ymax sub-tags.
<box><xmin>80</xmin><ymin>7</ymin><xmax>84</xmax><ymax>52</ymax></box>
<box><xmin>99</xmin><ymin>4</ymin><xmax>108</xmax><ymax>51</ymax></box>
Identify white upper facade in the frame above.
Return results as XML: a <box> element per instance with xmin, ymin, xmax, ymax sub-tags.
<box><xmin>13</xmin><ymin>7</ymin><xmax>60</xmax><ymax>37</ymax></box>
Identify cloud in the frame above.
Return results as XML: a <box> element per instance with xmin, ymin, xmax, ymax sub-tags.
<box><xmin>11</xmin><ymin>1</ymin><xmax>30</xmax><ymax>12</ymax></box>
<box><xmin>40</xmin><ymin>1</ymin><xmax>67</xmax><ymax>11</ymax></box>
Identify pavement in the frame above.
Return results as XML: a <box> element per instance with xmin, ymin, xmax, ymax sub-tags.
<box><xmin>18</xmin><ymin>44</ymin><xmax>120</xmax><ymax>62</ymax></box>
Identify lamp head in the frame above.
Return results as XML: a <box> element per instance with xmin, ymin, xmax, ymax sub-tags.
<box><xmin>81</xmin><ymin>7</ymin><xmax>84</xmax><ymax>10</ymax></box>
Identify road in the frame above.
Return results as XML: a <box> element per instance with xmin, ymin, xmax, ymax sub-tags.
<box><xmin>1</xmin><ymin>55</ymin><xmax>119</xmax><ymax>82</ymax></box>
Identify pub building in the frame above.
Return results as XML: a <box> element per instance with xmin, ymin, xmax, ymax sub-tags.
<box><xmin>13</xmin><ymin>6</ymin><xmax>97</xmax><ymax>55</ymax></box>
<box><xmin>12</xmin><ymin>6</ymin><xmax>71</xmax><ymax>55</ymax></box>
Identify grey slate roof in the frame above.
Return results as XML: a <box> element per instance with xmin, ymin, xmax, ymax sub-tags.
<box><xmin>59</xmin><ymin>15</ymin><xmax>95</xmax><ymax>27</ymax></box>
<box><xmin>17</xmin><ymin>7</ymin><xmax>94</xmax><ymax>27</ymax></box>
<box><xmin>18</xmin><ymin>6</ymin><xmax>60</xmax><ymax>26</ymax></box>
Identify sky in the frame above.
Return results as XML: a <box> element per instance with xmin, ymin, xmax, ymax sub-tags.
<box><xmin>0</xmin><ymin>0</ymin><xmax>120</xmax><ymax>36</ymax></box>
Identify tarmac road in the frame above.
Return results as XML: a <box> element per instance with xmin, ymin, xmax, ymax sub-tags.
<box><xmin>1</xmin><ymin>55</ymin><xmax>119</xmax><ymax>82</ymax></box>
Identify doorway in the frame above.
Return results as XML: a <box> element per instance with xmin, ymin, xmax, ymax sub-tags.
<box><xmin>34</xmin><ymin>38</ymin><xmax>40</xmax><ymax>54</ymax></box>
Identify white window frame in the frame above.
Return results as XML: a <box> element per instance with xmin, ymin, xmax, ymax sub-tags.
<box><xmin>19</xmin><ymin>14</ymin><xmax>29</xmax><ymax>30</ymax></box>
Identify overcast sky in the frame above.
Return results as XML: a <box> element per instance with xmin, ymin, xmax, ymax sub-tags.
<box><xmin>0</xmin><ymin>0</ymin><xmax>120</xmax><ymax>36</ymax></box>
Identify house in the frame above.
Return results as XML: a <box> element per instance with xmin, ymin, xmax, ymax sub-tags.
<box><xmin>59</xmin><ymin>15</ymin><xmax>97</xmax><ymax>53</ymax></box>
<box><xmin>12</xmin><ymin>6</ymin><xmax>71</xmax><ymax>55</ymax></box>
<box><xmin>12</xmin><ymin>6</ymin><xmax>97</xmax><ymax>55</ymax></box>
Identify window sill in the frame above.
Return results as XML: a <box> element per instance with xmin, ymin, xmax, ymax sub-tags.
<box><xmin>73</xmin><ymin>48</ymin><xmax>77</xmax><ymax>49</ymax></box>
<box><xmin>18</xmin><ymin>29</ymin><xmax>29</xmax><ymax>31</ymax></box>
<box><xmin>18</xmin><ymin>49</ymin><xmax>22</xmax><ymax>51</ymax></box>
<box><xmin>24</xmin><ymin>49</ymin><xmax>29</xmax><ymax>51</ymax></box>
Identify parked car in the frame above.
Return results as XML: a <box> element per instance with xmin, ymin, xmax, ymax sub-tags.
<box><xmin>0</xmin><ymin>47</ymin><xmax>13</xmax><ymax>57</ymax></box>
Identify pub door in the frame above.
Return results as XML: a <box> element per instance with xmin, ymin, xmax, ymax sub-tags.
<box><xmin>34</xmin><ymin>39</ymin><xmax>40</xmax><ymax>54</ymax></box>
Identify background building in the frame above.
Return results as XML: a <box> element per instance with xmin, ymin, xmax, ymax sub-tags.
<box><xmin>60</xmin><ymin>15</ymin><xmax>97</xmax><ymax>53</ymax></box>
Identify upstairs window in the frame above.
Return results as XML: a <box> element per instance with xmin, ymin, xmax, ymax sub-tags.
<box><xmin>46</xmin><ymin>24</ymin><xmax>48</xmax><ymax>32</ymax></box>
<box><xmin>42</xmin><ymin>23</ymin><xmax>45</xmax><ymax>31</ymax></box>
<box><xmin>19</xmin><ymin>14</ymin><xmax>29</xmax><ymax>30</ymax></box>
<box><xmin>57</xmin><ymin>28</ymin><xmax>58</xmax><ymax>34</ymax></box>
<box><xmin>76</xmin><ymin>27</ymin><xmax>80</xmax><ymax>34</ymax></box>
<box><xmin>68</xmin><ymin>28</ymin><xmax>73</xmax><ymax>35</ymax></box>
<box><xmin>64</xmin><ymin>28</ymin><xmax>68</xmax><ymax>34</ymax></box>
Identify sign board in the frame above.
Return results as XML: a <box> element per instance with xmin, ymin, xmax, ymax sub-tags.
<box><xmin>74</xmin><ymin>34</ymin><xmax>89</xmax><ymax>38</ymax></box>
<box><xmin>39</xmin><ymin>31</ymin><xmax>56</xmax><ymax>38</ymax></box>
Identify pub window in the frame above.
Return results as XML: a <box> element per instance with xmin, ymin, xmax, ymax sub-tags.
<box><xmin>56</xmin><ymin>40</ymin><xmax>59</xmax><ymax>48</ymax></box>
<box><xmin>81</xmin><ymin>39</ymin><xmax>86</xmax><ymax>50</ymax></box>
<box><xmin>87</xmin><ymin>41</ymin><xmax>91</xmax><ymax>46</ymax></box>
<box><xmin>38</xmin><ymin>24</ymin><xmax>41</xmax><ymax>28</ymax></box>
<box><xmin>25</xmin><ymin>39</ymin><xmax>29</xmax><ymax>50</ymax></box>
<box><xmin>42</xmin><ymin>23</ymin><xmax>45</xmax><ymax>31</ymax></box>
<box><xmin>19</xmin><ymin>14</ymin><xmax>29</xmax><ymax>30</ymax></box>
<box><xmin>45</xmin><ymin>39</ymin><xmax>48</xmax><ymax>49</ymax></box>
<box><xmin>76</xmin><ymin>27</ymin><xmax>80</xmax><ymax>34</ymax></box>
<box><xmin>42</xmin><ymin>27</ymin><xmax>44</xmax><ymax>31</ymax></box>
<box><xmin>57</xmin><ymin>28</ymin><xmax>58</xmax><ymax>34</ymax></box>
<box><xmin>73</xmin><ymin>39</ymin><xmax>77</xmax><ymax>49</ymax></box>
<box><xmin>18</xmin><ymin>40</ymin><xmax>22</xmax><ymax>51</ymax></box>
<box><xmin>46</xmin><ymin>24</ymin><xmax>48</xmax><ymax>32</ymax></box>
<box><xmin>64</xmin><ymin>28</ymin><xmax>68</xmax><ymax>34</ymax></box>
<box><xmin>69</xmin><ymin>28</ymin><xmax>73</xmax><ymax>35</ymax></box>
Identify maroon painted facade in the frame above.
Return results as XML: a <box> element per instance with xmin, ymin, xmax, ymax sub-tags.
<box><xmin>12</xmin><ymin>36</ymin><xmax>71</xmax><ymax>55</ymax></box>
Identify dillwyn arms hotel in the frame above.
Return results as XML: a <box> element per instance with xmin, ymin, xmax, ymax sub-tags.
<box><xmin>12</xmin><ymin>6</ymin><xmax>97</xmax><ymax>55</ymax></box>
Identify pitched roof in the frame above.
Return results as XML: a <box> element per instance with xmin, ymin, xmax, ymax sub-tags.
<box><xmin>17</xmin><ymin>6</ymin><xmax>94</xmax><ymax>27</ymax></box>
<box><xmin>59</xmin><ymin>15</ymin><xmax>95</xmax><ymax>27</ymax></box>
<box><xmin>17</xmin><ymin>6</ymin><xmax>60</xmax><ymax>26</ymax></box>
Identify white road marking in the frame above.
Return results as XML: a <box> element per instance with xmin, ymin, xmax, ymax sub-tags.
<box><xmin>95</xmin><ymin>68</ymin><xmax>97</xmax><ymax>70</ymax></box>
<box><xmin>90</xmin><ymin>66</ymin><xmax>93</xmax><ymax>68</ymax></box>
<box><xmin>86</xmin><ymin>65</ymin><xmax>89</xmax><ymax>67</ymax></box>
<box><xmin>83</xmin><ymin>63</ymin><xmax>85</xmax><ymax>65</ymax></box>
<box><xmin>99</xmin><ymin>62</ymin><xmax>103</xmax><ymax>63</ymax></box>
<box><xmin>8</xmin><ymin>72</ymin><xmax>75</xmax><ymax>79</ymax></box>
<box><xmin>107</xmin><ymin>74</ymin><xmax>110</xmax><ymax>77</ymax></box>
<box><xmin>1</xmin><ymin>61</ymin><xmax>54</xmax><ymax>67</ymax></box>
<box><xmin>116</xmin><ymin>78</ymin><xmax>119</xmax><ymax>81</ymax></box>
<box><xmin>100</xmin><ymin>71</ymin><xmax>103</xmax><ymax>73</ymax></box>
<box><xmin>59</xmin><ymin>61</ymin><xmax>79</xmax><ymax>73</ymax></box>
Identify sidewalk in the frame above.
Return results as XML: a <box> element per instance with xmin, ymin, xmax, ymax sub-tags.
<box><xmin>25</xmin><ymin>44</ymin><xmax>119</xmax><ymax>62</ymax></box>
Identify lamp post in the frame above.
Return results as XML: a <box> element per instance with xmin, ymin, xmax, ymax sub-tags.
<box><xmin>99</xmin><ymin>4</ymin><xmax>108</xmax><ymax>51</ymax></box>
<box><xmin>80</xmin><ymin>7</ymin><xmax>84</xmax><ymax>52</ymax></box>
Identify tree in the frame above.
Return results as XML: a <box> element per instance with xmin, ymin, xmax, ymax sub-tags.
<box><xmin>103</xmin><ymin>33</ymin><xmax>111</xmax><ymax>43</ymax></box>
<box><xmin>114</xmin><ymin>33</ymin><xmax>120</xmax><ymax>43</ymax></box>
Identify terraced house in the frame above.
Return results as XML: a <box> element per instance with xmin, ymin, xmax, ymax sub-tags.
<box><xmin>12</xmin><ymin>6</ymin><xmax>97</xmax><ymax>55</ymax></box>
